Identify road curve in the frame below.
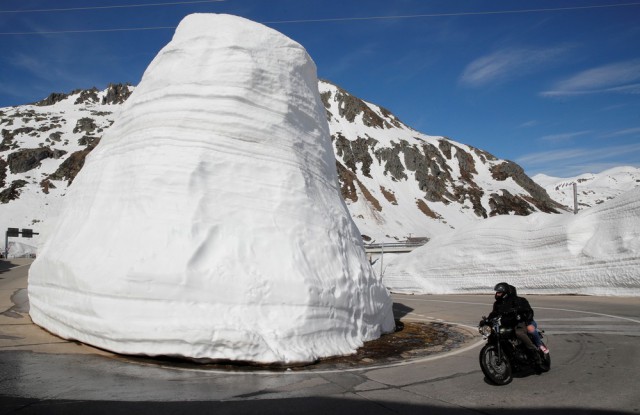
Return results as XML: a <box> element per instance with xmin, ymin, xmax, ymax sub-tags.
<box><xmin>1</xmin><ymin>260</ymin><xmax>639</xmax><ymax>414</ymax></box>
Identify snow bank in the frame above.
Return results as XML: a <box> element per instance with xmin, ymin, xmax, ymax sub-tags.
<box><xmin>28</xmin><ymin>14</ymin><xmax>394</xmax><ymax>363</ymax></box>
<box><xmin>384</xmin><ymin>187</ymin><xmax>640</xmax><ymax>296</ymax></box>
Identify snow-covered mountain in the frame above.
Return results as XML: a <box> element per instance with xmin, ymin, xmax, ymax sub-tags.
<box><xmin>320</xmin><ymin>81</ymin><xmax>563</xmax><ymax>242</ymax></box>
<box><xmin>1</xmin><ymin>80</ymin><xmax>564</xmax><ymax>253</ymax></box>
<box><xmin>533</xmin><ymin>166</ymin><xmax>640</xmax><ymax>211</ymax></box>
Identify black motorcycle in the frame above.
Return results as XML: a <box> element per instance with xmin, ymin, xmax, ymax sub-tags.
<box><xmin>478</xmin><ymin>316</ymin><xmax>551</xmax><ymax>385</ymax></box>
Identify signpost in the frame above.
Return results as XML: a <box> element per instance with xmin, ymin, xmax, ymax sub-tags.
<box><xmin>4</xmin><ymin>228</ymin><xmax>39</xmax><ymax>259</ymax></box>
<box><xmin>558</xmin><ymin>181</ymin><xmax>579</xmax><ymax>214</ymax></box>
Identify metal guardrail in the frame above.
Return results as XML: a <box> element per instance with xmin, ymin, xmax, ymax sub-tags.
<box><xmin>364</xmin><ymin>242</ymin><xmax>427</xmax><ymax>250</ymax></box>
<box><xmin>364</xmin><ymin>240</ymin><xmax>428</xmax><ymax>253</ymax></box>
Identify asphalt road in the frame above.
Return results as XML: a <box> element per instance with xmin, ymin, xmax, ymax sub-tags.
<box><xmin>1</xmin><ymin>259</ymin><xmax>639</xmax><ymax>414</ymax></box>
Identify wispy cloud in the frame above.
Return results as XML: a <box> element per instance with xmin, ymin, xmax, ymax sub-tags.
<box><xmin>459</xmin><ymin>46</ymin><xmax>567</xmax><ymax>87</ymax></box>
<box><xmin>9</xmin><ymin>53</ymin><xmax>52</xmax><ymax>80</ymax></box>
<box><xmin>540</xmin><ymin>130</ymin><xmax>591</xmax><ymax>142</ymax></box>
<box><xmin>602</xmin><ymin>127</ymin><xmax>640</xmax><ymax>138</ymax></box>
<box><xmin>322</xmin><ymin>43</ymin><xmax>378</xmax><ymax>79</ymax></box>
<box><xmin>519</xmin><ymin>120</ymin><xmax>539</xmax><ymax>128</ymax></box>
<box><xmin>541</xmin><ymin>58</ymin><xmax>640</xmax><ymax>97</ymax></box>
<box><xmin>517</xmin><ymin>142</ymin><xmax>640</xmax><ymax>176</ymax></box>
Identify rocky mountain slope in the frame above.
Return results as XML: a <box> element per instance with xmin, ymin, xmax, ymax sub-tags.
<box><xmin>1</xmin><ymin>81</ymin><xmax>563</xmax><ymax>252</ymax></box>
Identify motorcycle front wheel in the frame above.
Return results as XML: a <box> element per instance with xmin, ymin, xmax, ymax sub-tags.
<box><xmin>479</xmin><ymin>344</ymin><xmax>512</xmax><ymax>385</ymax></box>
<box><xmin>539</xmin><ymin>349</ymin><xmax>551</xmax><ymax>372</ymax></box>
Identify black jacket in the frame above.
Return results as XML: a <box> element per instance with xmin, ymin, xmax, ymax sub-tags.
<box><xmin>487</xmin><ymin>286</ymin><xmax>534</xmax><ymax>326</ymax></box>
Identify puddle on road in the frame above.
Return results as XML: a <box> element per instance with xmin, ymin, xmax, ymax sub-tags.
<box><xmin>116</xmin><ymin>321</ymin><xmax>472</xmax><ymax>372</ymax></box>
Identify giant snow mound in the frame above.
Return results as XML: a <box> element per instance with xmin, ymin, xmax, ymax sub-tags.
<box><xmin>384</xmin><ymin>187</ymin><xmax>640</xmax><ymax>296</ymax></box>
<box><xmin>28</xmin><ymin>14</ymin><xmax>394</xmax><ymax>363</ymax></box>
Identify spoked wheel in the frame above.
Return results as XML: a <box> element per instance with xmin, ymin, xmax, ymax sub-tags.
<box><xmin>479</xmin><ymin>344</ymin><xmax>513</xmax><ymax>385</ymax></box>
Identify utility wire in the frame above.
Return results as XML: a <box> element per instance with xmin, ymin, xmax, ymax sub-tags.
<box><xmin>1</xmin><ymin>2</ymin><xmax>639</xmax><ymax>35</ymax></box>
<box><xmin>263</xmin><ymin>2</ymin><xmax>640</xmax><ymax>24</ymax></box>
<box><xmin>0</xmin><ymin>0</ymin><xmax>225</xmax><ymax>14</ymax></box>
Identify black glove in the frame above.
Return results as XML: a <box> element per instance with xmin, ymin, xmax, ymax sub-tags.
<box><xmin>478</xmin><ymin>316</ymin><xmax>487</xmax><ymax>327</ymax></box>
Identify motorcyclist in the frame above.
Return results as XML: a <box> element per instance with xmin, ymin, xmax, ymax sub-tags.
<box><xmin>480</xmin><ymin>282</ymin><xmax>547</xmax><ymax>365</ymax></box>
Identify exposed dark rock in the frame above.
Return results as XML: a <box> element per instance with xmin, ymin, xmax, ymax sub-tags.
<box><xmin>416</xmin><ymin>199</ymin><xmax>442</xmax><ymax>219</ymax></box>
<box><xmin>102</xmin><ymin>83</ymin><xmax>133</xmax><ymax>105</ymax></box>
<box><xmin>0</xmin><ymin>180</ymin><xmax>28</xmax><ymax>204</ymax></box>
<box><xmin>333</xmin><ymin>133</ymin><xmax>376</xmax><ymax>178</ymax></box>
<box><xmin>7</xmin><ymin>147</ymin><xmax>67</xmax><ymax>174</ymax></box>
<box><xmin>488</xmin><ymin>190</ymin><xmax>535</xmax><ymax>217</ymax></box>
<box><xmin>34</xmin><ymin>91</ymin><xmax>75</xmax><ymax>106</ymax></box>
<box><xmin>472</xmin><ymin>146</ymin><xmax>497</xmax><ymax>163</ymax></box>
<box><xmin>75</xmin><ymin>87</ymin><xmax>100</xmax><ymax>104</ymax></box>
<box><xmin>438</xmin><ymin>139</ymin><xmax>452</xmax><ymax>159</ymax></box>
<box><xmin>323</xmin><ymin>82</ymin><xmax>393</xmax><ymax>129</ymax></box>
<box><xmin>380</xmin><ymin>186</ymin><xmax>397</xmax><ymax>205</ymax></box>
<box><xmin>41</xmin><ymin>137</ymin><xmax>101</xmax><ymax>191</ymax></box>
<box><xmin>37</xmin><ymin>124</ymin><xmax>60</xmax><ymax>133</ymax></box>
<box><xmin>0</xmin><ymin>159</ymin><xmax>7</xmax><ymax>188</ymax></box>
<box><xmin>412</xmin><ymin>143</ymin><xmax>454</xmax><ymax>203</ymax></box>
<box><xmin>1</xmin><ymin>128</ymin><xmax>36</xmax><ymax>151</ymax></box>
<box><xmin>336</xmin><ymin>161</ymin><xmax>358</xmax><ymax>203</ymax></box>
<box><xmin>374</xmin><ymin>142</ymin><xmax>408</xmax><ymax>182</ymax></box>
<box><xmin>335</xmin><ymin>161</ymin><xmax>381</xmax><ymax>211</ymax></box>
<box><xmin>73</xmin><ymin>118</ymin><xmax>98</xmax><ymax>134</ymax></box>
<box><xmin>48</xmin><ymin>132</ymin><xmax>62</xmax><ymax>143</ymax></box>
<box><xmin>1</xmin><ymin>129</ymin><xmax>16</xmax><ymax>151</ymax></box>
<box><xmin>453</xmin><ymin>144</ymin><xmax>478</xmax><ymax>182</ymax></box>
<box><xmin>490</xmin><ymin>161</ymin><xmax>564</xmax><ymax>213</ymax></box>
<box><xmin>78</xmin><ymin>135</ymin><xmax>99</xmax><ymax>146</ymax></box>
<box><xmin>452</xmin><ymin>184</ymin><xmax>487</xmax><ymax>218</ymax></box>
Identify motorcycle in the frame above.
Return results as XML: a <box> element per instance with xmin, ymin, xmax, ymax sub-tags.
<box><xmin>478</xmin><ymin>316</ymin><xmax>551</xmax><ymax>385</ymax></box>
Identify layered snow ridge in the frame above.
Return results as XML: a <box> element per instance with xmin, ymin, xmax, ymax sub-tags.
<box><xmin>384</xmin><ymin>187</ymin><xmax>640</xmax><ymax>296</ymax></box>
<box><xmin>28</xmin><ymin>14</ymin><xmax>394</xmax><ymax>363</ymax></box>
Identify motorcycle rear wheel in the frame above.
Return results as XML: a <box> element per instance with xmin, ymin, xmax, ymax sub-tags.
<box><xmin>479</xmin><ymin>344</ymin><xmax>512</xmax><ymax>385</ymax></box>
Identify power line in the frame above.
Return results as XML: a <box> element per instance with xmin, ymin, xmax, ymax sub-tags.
<box><xmin>1</xmin><ymin>2</ymin><xmax>639</xmax><ymax>35</ymax></box>
<box><xmin>263</xmin><ymin>2</ymin><xmax>640</xmax><ymax>24</ymax></box>
<box><xmin>0</xmin><ymin>0</ymin><xmax>225</xmax><ymax>13</ymax></box>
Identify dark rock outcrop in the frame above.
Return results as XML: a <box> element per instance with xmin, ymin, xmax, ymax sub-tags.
<box><xmin>7</xmin><ymin>147</ymin><xmax>67</xmax><ymax>174</ymax></box>
<box><xmin>40</xmin><ymin>137</ymin><xmax>101</xmax><ymax>192</ymax></box>
<box><xmin>333</xmin><ymin>133</ymin><xmax>376</xmax><ymax>178</ymax></box>
<box><xmin>102</xmin><ymin>83</ymin><xmax>133</xmax><ymax>105</ymax></box>
<box><xmin>490</xmin><ymin>161</ymin><xmax>564</xmax><ymax>213</ymax></box>
<box><xmin>75</xmin><ymin>87</ymin><xmax>99</xmax><ymax>105</ymax></box>
<box><xmin>0</xmin><ymin>158</ymin><xmax>7</xmax><ymax>188</ymax></box>
<box><xmin>0</xmin><ymin>180</ymin><xmax>28</xmax><ymax>204</ymax></box>
<box><xmin>73</xmin><ymin>118</ymin><xmax>98</xmax><ymax>134</ymax></box>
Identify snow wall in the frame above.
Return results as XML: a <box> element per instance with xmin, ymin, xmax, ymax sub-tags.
<box><xmin>28</xmin><ymin>14</ymin><xmax>395</xmax><ymax>363</ymax></box>
<box><xmin>384</xmin><ymin>187</ymin><xmax>640</xmax><ymax>296</ymax></box>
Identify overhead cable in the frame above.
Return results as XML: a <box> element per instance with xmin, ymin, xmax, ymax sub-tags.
<box><xmin>0</xmin><ymin>0</ymin><xmax>225</xmax><ymax>14</ymax></box>
<box><xmin>1</xmin><ymin>2</ymin><xmax>639</xmax><ymax>35</ymax></box>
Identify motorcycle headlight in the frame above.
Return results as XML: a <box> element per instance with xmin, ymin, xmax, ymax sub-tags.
<box><xmin>479</xmin><ymin>325</ymin><xmax>492</xmax><ymax>336</ymax></box>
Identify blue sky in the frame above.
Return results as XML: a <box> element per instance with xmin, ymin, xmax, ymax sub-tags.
<box><xmin>1</xmin><ymin>0</ymin><xmax>639</xmax><ymax>177</ymax></box>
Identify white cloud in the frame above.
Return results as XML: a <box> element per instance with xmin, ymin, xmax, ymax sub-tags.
<box><xmin>540</xmin><ymin>131</ymin><xmax>591</xmax><ymax>142</ymax></box>
<box><xmin>603</xmin><ymin>127</ymin><xmax>640</xmax><ymax>138</ymax></box>
<box><xmin>519</xmin><ymin>120</ymin><xmax>539</xmax><ymax>128</ymax></box>
<box><xmin>541</xmin><ymin>59</ymin><xmax>640</xmax><ymax>97</ymax></box>
<box><xmin>459</xmin><ymin>46</ymin><xmax>567</xmax><ymax>87</ymax></box>
<box><xmin>517</xmin><ymin>142</ymin><xmax>640</xmax><ymax>168</ymax></box>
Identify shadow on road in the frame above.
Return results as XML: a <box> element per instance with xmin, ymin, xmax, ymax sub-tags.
<box><xmin>392</xmin><ymin>302</ymin><xmax>414</xmax><ymax>319</ymax></box>
<box><xmin>0</xmin><ymin>396</ymin><xmax>630</xmax><ymax>415</ymax></box>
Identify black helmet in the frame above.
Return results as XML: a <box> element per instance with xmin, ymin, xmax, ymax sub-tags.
<box><xmin>494</xmin><ymin>282</ymin><xmax>510</xmax><ymax>301</ymax></box>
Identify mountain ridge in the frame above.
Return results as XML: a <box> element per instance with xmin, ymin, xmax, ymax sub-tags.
<box><xmin>2</xmin><ymin>80</ymin><xmax>565</xmax><ymax>252</ymax></box>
